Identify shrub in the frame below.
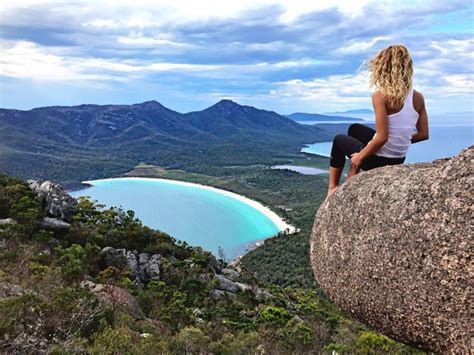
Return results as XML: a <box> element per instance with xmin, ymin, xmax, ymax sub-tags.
<box><xmin>357</xmin><ymin>331</ymin><xmax>401</xmax><ymax>354</ymax></box>
<box><xmin>55</xmin><ymin>244</ymin><xmax>86</xmax><ymax>282</ymax></box>
<box><xmin>259</xmin><ymin>306</ymin><xmax>291</xmax><ymax>326</ymax></box>
<box><xmin>92</xmin><ymin>327</ymin><xmax>134</xmax><ymax>354</ymax></box>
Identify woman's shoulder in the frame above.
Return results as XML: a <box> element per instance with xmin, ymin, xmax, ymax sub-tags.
<box><xmin>413</xmin><ymin>90</ymin><xmax>425</xmax><ymax>111</ymax></box>
<box><xmin>371</xmin><ymin>91</ymin><xmax>386</xmax><ymax>103</ymax></box>
<box><xmin>413</xmin><ymin>89</ymin><xmax>424</xmax><ymax>100</ymax></box>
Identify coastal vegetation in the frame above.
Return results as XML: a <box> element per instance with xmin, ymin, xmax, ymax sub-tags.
<box><xmin>0</xmin><ymin>174</ymin><xmax>424</xmax><ymax>353</ymax></box>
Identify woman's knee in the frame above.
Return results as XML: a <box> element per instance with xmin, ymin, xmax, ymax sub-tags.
<box><xmin>333</xmin><ymin>133</ymin><xmax>346</xmax><ymax>146</ymax></box>
<box><xmin>348</xmin><ymin>123</ymin><xmax>363</xmax><ymax>136</ymax></box>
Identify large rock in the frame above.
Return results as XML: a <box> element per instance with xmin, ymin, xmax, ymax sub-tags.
<box><xmin>100</xmin><ymin>247</ymin><xmax>161</xmax><ymax>283</ymax></box>
<box><xmin>41</xmin><ymin>217</ymin><xmax>71</xmax><ymax>231</ymax></box>
<box><xmin>27</xmin><ymin>180</ymin><xmax>77</xmax><ymax>222</ymax></box>
<box><xmin>100</xmin><ymin>247</ymin><xmax>138</xmax><ymax>276</ymax></box>
<box><xmin>144</xmin><ymin>254</ymin><xmax>161</xmax><ymax>280</ymax></box>
<box><xmin>213</xmin><ymin>274</ymin><xmax>240</xmax><ymax>293</ymax></box>
<box><xmin>221</xmin><ymin>268</ymin><xmax>241</xmax><ymax>281</ymax></box>
<box><xmin>310</xmin><ymin>146</ymin><xmax>472</xmax><ymax>353</ymax></box>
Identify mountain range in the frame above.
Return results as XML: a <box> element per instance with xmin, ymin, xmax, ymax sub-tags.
<box><xmin>0</xmin><ymin>99</ymin><xmax>331</xmax><ymax>186</ymax></box>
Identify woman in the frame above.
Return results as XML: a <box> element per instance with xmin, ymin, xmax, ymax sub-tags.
<box><xmin>328</xmin><ymin>44</ymin><xmax>429</xmax><ymax>196</ymax></box>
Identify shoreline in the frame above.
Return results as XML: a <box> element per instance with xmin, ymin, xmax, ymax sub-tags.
<box><xmin>80</xmin><ymin>176</ymin><xmax>298</xmax><ymax>236</ymax></box>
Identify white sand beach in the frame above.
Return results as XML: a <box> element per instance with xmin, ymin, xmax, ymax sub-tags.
<box><xmin>82</xmin><ymin>177</ymin><xmax>298</xmax><ymax>235</ymax></box>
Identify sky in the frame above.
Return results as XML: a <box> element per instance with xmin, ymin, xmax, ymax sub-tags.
<box><xmin>0</xmin><ymin>0</ymin><xmax>473</xmax><ymax>115</ymax></box>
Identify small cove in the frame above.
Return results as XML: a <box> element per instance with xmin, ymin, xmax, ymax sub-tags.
<box><xmin>69</xmin><ymin>177</ymin><xmax>291</xmax><ymax>259</ymax></box>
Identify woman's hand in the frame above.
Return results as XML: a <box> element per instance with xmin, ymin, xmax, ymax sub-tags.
<box><xmin>350</xmin><ymin>152</ymin><xmax>363</xmax><ymax>169</ymax></box>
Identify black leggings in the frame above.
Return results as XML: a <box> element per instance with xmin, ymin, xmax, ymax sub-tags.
<box><xmin>330</xmin><ymin>123</ymin><xmax>405</xmax><ymax>171</ymax></box>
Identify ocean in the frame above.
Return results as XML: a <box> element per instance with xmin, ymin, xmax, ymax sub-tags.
<box><xmin>302</xmin><ymin>124</ymin><xmax>473</xmax><ymax>163</ymax></box>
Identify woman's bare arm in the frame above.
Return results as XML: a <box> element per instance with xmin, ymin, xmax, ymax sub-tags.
<box><xmin>357</xmin><ymin>92</ymin><xmax>389</xmax><ymax>161</ymax></box>
<box><xmin>412</xmin><ymin>92</ymin><xmax>429</xmax><ymax>143</ymax></box>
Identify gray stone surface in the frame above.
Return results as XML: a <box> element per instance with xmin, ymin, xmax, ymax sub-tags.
<box><xmin>254</xmin><ymin>288</ymin><xmax>273</xmax><ymax>301</ymax></box>
<box><xmin>235</xmin><ymin>282</ymin><xmax>252</xmax><ymax>292</ymax></box>
<box><xmin>138</xmin><ymin>253</ymin><xmax>150</xmax><ymax>281</ymax></box>
<box><xmin>310</xmin><ymin>146</ymin><xmax>473</xmax><ymax>353</ymax></box>
<box><xmin>213</xmin><ymin>274</ymin><xmax>240</xmax><ymax>293</ymax></box>
<box><xmin>221</xmin><ymin>268</ymin><xmax>241</xmax><ymax>281</ymax></box>
<box><xmin>209</xmin><ymin>289</ymin><xmax>236</xmax><ymax>301</ymax></box>
<box><xmin>100</xmin><ymin>247</ymin><xmax>161</xmax><ymax>283</ymax></box>
<box><xmin>41</xmin><ymin>217</ymin><xmax>71</xmax><ymax>231</ymax></box>
<box><xmin>27</xmin><ymin>180</ymin><xmax>78</xmax><ymax>222</ymax></box>
<box><xmin>145</xmin><ymin>254</ymin><xmax>161</xmax><ymax>280</ymax></box>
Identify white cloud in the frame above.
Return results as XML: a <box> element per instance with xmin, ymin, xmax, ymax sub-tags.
<box><xmin>443</xmin><ymin>74</ymin><xmax>474</xmax><ymax>95</ymax></box>
<box><xmin>270</xmin><ymin>72</ymin><xmax>372</xmax><ymax>108</ymax></box>
<box><xmin>278</xmin><ymin>0</ymin><xmax>373</xmax><ymax>23</ymax></box>
<box><xmin>0</xmin><ymin>41</ymin><xmax>125</xmax><ymax>82</ymax></box>
<box><xmin>0</xmin><ymin>0</ymin><xmax>472</xmax><ymax>113</ymax></box>
<box><xmin>337</xmin><ymin>36</ymin><xmax>391</xmax><ymax>55</ymax></box>
<box><xmin>117</xmin><ymin>35</ymin><xmax>193</xmax><ymax>48</ymax></box>
<box><xmin>0</xmin><ymin>40</ymin><xmax>329</xmax><ymax>83</ymax></box>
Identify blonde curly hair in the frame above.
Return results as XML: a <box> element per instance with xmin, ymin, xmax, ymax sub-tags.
<box><xmin>368</xmin><ymin>45</ymin><xmax>413</xmax><ymax>107</ymax></box>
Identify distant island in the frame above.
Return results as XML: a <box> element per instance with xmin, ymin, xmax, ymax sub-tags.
<box><xmin>285</xmin><ymin>112</ymin><xmax>364</xmax><ymax>122</ymax></box>
<box><xmin>323</xmin><ymin>108</ymin><xmax>374</xmax><ymax>115</ymax></box>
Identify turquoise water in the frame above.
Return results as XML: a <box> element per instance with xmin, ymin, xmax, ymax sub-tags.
<box><xmin>302</xmin><ymin>125</ymin><xmax>473</xmax><ymax>163</ymax></box>
<box><xmin>69</xmin><ymin>178</ymin><xmax>281</xmax><ymax>259</ymax></box>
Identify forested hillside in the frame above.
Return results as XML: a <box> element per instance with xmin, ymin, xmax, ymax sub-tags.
<box><xmin>0</xmin><ymin>174</ymin><xmax>423</xmax><ymax>353</ymax></box>
<box><xmin>0</xmin><ymin>100</ymin><xmax>331</xmax><ymax>188</ymax></box>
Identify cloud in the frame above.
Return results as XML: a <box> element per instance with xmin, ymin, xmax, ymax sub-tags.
<box><xmin>336</xmin><ymin>36</ymin><xmax>391</xmax><ymax>55</ymax></box>
<box><xmin>0</xmin><ymin>39</ymin><xmax>331</xmax><ymax>84</ymax></box>
<box><xmin>270</xmin><ymin>72</ymin><xmax>371</xmax><ymax>107</ymax></box>
<box><xmin>0</xmin><ymin>0</ymin><xmax>472</xmax><ymax>113</ymax></box>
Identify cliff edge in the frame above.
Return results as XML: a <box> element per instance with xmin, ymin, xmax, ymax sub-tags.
<box><xmin>310</xmin><ymin>146</ymin><xmax>473</xmax><ymax>353</ymax></box>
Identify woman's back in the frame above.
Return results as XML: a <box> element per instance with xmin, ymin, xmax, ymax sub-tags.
<box><xmin>374</xmin><ymin>87</ymin><xmax>420</xmax><ymax>158</ymax></box>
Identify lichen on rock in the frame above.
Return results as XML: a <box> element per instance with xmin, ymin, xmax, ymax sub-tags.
<box><xmin>310</xmin><ymin>146</ymin><xmax>473</xmax><ymax>353</ymax></box>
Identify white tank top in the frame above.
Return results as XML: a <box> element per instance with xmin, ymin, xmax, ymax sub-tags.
<box><xmin>375</xmin><ymin>87</ymin><xmax>419</xmax><ymax>158</ymax></box>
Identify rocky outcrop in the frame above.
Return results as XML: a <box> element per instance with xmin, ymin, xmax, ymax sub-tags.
<box><xmin>100</xmin><ymin>247</ymin><xmax>162</xmax><ymax>284</ymax></box>
<box><xmin>209</xmin><ymin>288</ymin><xmax>236</xmax><ymax>301</ymax></box>
<box><xmin>235</xmin><ymin>282</ymin><xmax>253</xmax><ymax>292</ymax></box>
<box><xmin>41</xmin><ymin>217</ymin><xmax>71</xmax><ymax>232</ymax></box>
<box><xmin>221</xmin><ymin>268</ymin><xmax>241</xmax><ymax>281</ymax></box>
<box><xmin>145</xmin><ymin>254</ymin><xmax>161</xmax><ymax>280</ymax></box>
<box><xmin>213</xmin><ymin>274</ymin><xmax>240</xmax><ymax>293</ymax></box>
<box><xmin>310</xmin><ymin>146</ymin><xmax>473</xmax><ymax>353</ymax></box>
<box><xmin>27</xmin><ymin>180</ymin><xmax>77</xmax><ymax>222</ymax></box>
